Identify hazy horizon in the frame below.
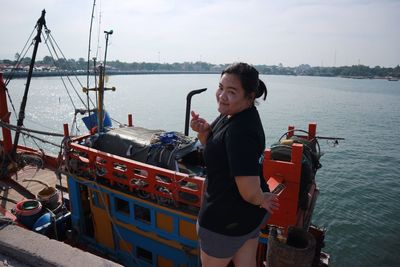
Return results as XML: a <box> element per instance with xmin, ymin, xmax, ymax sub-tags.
<box><xmin>1</xmin><ymin>57</ymin><xmax>398</xmax><ymax>69</ymax></box>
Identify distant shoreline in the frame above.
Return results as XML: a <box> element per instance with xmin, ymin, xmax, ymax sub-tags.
<box><xmin>2</xmin><ymin>60</ymin><xmax>399</xmax><ymax>80</ymax></box>
<box><xmin>2</xmin><ymin>70</ymin><xmax>398</xmax><ymax>81</ymax></box>
<box><xmin>1</xmin><ymin>70</ymin><xmax>221</xmax><ymax>79</ymax></box>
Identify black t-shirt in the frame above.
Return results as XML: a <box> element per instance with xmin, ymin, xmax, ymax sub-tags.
<box><xmin>198</xmin><ymin>106</ymin><xmax>268</xmax><ymax>236</ymax></box>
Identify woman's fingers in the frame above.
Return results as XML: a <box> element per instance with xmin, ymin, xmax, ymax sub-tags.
<box><xmin>190</xmin><ymin>111</ymin><xmax>199</xmax><ymax>131</ymax></box>
<box><xmin>191</xmin><ymin>110</ymin><xmax>199</xmax><ymax>119</ymax></box>
<box><xmin>261</xmin><ymin>192</ymin><xmax>280</xmax><ymax>214</ymax></box>
<box><xmin>190</xmin><ymin>111</ymin><xmax>210</xmax><ymax>133</ymax></box>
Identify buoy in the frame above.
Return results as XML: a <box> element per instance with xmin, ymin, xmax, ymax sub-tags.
<box><xmin>14</xmin><ymin>199</ymin><xmax>43</xmax><ymax>229</ymax></box>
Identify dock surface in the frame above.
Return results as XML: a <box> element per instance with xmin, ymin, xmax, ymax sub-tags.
<box><xmin>0</xmin><ymin>166</ymin><xmax>68</xmax><ymax>212</ymax></box>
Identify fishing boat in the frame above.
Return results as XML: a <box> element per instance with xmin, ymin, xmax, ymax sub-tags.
<box><xmin>0</xmin><ymin>10</ymin><xmax>336</xmax><ymax>267</ymax></box>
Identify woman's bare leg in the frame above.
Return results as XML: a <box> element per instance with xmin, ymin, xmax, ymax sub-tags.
<box><xmin>232</xmin><ymin>237</ymin><xmax>259</xmax><ymax>267</ymax></box>
<box><xmin>200</xmin><ymin>249</ymin><xmax>233</xmax><ymax>267</ymax></box>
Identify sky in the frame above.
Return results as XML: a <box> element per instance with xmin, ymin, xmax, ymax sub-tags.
<box><xmin>1</xmin><ymin>0</ymin><xmax>399</xmax><ymax>67</ymax></box>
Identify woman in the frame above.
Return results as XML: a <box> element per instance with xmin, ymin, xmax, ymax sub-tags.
<box><xmin>190</xmin><ymin>63</ymin><xmax>279</xmax><ymax>267</ymax></box>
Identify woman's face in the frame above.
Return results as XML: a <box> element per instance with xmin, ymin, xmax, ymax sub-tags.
<box><xmin>216</xmin><ymin>73</ymin><xmax>253</xmax><ymax>116</ymax></box>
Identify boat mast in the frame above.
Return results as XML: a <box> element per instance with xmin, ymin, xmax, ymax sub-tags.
<box><xmin>97</xmin><ymin>30</ymin><xmax>113</xmax><ymax>133</ymax></box>
<box><xmin>12</xmin><ymin>10</ymin><xmax>47</xmax><ymax>156</ymax></box>
<box><xmin>83</xmin><ymin>29</ymin><xmax>115</xmax><ymax>134</ymax></box>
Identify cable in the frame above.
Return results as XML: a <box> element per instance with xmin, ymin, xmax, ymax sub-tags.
<box><xmin>43</xmin><ymin>31</ymin><xmax>88</xmax><ymax>108</ymax></box>
<box><xmin>5</xmin><ymin>27</ymin><xmax>36</xmax><ymax>85</ymax></box>
<box><xmin>0</xmin><ymin>120</ymin><xmax>66</xmax><ymax>137</ymax></box>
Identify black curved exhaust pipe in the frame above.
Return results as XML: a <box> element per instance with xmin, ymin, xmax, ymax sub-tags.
<box><xmin>184</xmin><ymin>88</ymin><xmax>207</xmax><ymax>136</ymax></box>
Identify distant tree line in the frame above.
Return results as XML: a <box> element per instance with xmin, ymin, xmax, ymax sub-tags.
<box><xmin>1</xmin><ymin>56</ymin><xmax>399</xmax><ymax>78</ymax></box>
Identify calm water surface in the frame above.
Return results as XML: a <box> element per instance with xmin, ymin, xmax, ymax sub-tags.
<box><xmin>4</xmin><ymin>74</ymin><xmax>400</xmax><ymax>266</ymax></box>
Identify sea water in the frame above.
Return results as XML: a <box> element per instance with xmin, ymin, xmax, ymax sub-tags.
<box><xmin>4</xmin><ymin>74</ymin><xmax>400</xmax><ymax>266</ymax></box>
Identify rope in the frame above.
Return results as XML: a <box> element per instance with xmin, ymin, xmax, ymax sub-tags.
<box><xmin>110</xmin><ymin>117</ymin><xmax>124</xmax><ymax>127</ymax></box>
<box><xmin>5</xmin><ymin>27</ymin><xmax>36</xmax><ymax>85</ymax></box>
<box><xmin>22</xmin><ymin>179</ymin><xmax>49</xmax><ymax>187</ymax></box>
<box><xmin>42</xmin><ymin>31</ymin><xmax>78</xmax><ymax>111</ymax></box>
<box><xmin>0</xmin><ymin>195</ymin><xmax>19</xmax><ymax>204</ymax></box>
<box><xmin>4</xmin><ymin>85</ymin><xmax>19</xmax><ymax>122</ymax></box>
<box><xmin>0</xmin><ymin>120</ymin><xmax>66</xmax><ymax>137</ymax></box>
<box><xmin>43</xmin><ymin>31</ymin><xmax>86</xmax><ymax>109</ymax></box>
<box><xmin>29</xmin><ymin>136</ymin><xmax>42</xmax><ymax>156</ymax></box>
<box><xmin>3</xmin><ymin>11</ymin><xmax>122</xmax><ymax>144</ymax></box>
<box><xmin>70</xmin><ymin>113</ymin><xmax>82</xmax><ymax>136</ymax></box>
<box><xmin>49</xmin><ymin>32</ymin><xmax>96</xmax><ymax>107</ymax></box>
<box><xmin>24</xmin><ymin>117</ymin><xmax>61</xmax><ymax>133</ymax></box>
<box><xmin>23</xmin><ymin>133</ymin><xmax>61</xmax><ymax>148</ymax></box>
<box><xmin>1</xmin><ymin>120</ymin><xmax>63</xmax><ymax>150</ymax></box>
<box><xmin>3</xmin><ymin>25</ymin><xmax>36</xmax><ymax>130</ymax></box>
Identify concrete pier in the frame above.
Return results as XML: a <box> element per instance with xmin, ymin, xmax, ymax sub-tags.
<box><xmin>0</xmin><ymin>224</ymin><xmax>122</xmax><ymax>267</ymax></box>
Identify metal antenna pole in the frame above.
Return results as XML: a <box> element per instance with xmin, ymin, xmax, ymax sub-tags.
<box><xmin>97</xmin><ymin>30</ymin><xmax>113</xmax><ymax>133</ymax></box>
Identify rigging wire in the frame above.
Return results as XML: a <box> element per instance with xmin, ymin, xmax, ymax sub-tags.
<box><xmin>3</xmin><ymin>25</ymin><xmax>67</xmax><ymax>146</ymax></box>
<box><xmin>4</xmin><ymin>0</ymin><xmax>122</xmax><ymax>142</ymax></box>
<box><xmin>0</xmin><ymin>119</ymin><xmax>64</xmax><ymax>150</ymax></box>
<box><xmin>42</xmin><ymin>28</ymin><xmax>116</xmax><ymax>135</ymax></box>
<box><xmin>49</xmin><ymin>31</ymin><xmax>96</xmax><ymax>108</ymax></box>
<box><xmin>4</xmin><ymin>86</ymin><xmax>19</xmax><ymax>123</ymax></box>
<box><xmin>4</xmin><ymin>27</ymin><xmax>36</xmax><ymax>86</ymax></box>
<box><xmin>44</xmin><ymin>31</ymin><xmax>90</xmax><ymax>108</ymax></box>
<box><xmin>0</xmin><ymin>120</ymin><xmax>66</xmax><ymax>137</ymax></box>
<box><xmin>24</xmin><ymin>117</ymin><xmax>61</xmax><ymax>133</ymax></box>
<box><xmin>3</xmin><ymin>26</ymin><xmax>37</xmax><ymax>129</ymax></box>
<box><xmin>11</xmin><ymin>129</ymin><xmax>61</xmax><ymax>148</ymax></box>
<box><xmin>29</xmin><ymin>129</ymin><xmax>43</xmax><ymax>152</ymax></box>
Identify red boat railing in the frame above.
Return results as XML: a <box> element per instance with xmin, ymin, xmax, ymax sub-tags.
<box><xmin>66</xmin><ymin>132</ymin><xmax>205</xmax><ymax>210</ymax></box>
<box><xmin>263</xmin><ymin>123</ymin><xmax>318</xmax><ymax>235</ymax></box>
<box><xmin>264</xmin><ymin>143</ymin><xmax>303</xmax><ymax>234</ymax></box>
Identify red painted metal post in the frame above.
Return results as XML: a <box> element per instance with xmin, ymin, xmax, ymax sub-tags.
<box><xmin>262</xmin><ymin>149</ymin><xmax>271</xmax><ymax>181</ymax></box>
<box><xmin>63</xmin><ymin>124</ymin><xmax>69</xmax><ymax>137</ymax></box>
<box><xmin>0</xmin><ymin>73</ymin><xmax>13</xmax><ymax>154</ymax></box>
<box><xmin>308</xmin><ymin>123</ymin><xmax>317</xmax><ymax>140</ymax></box>
<box><xmin>291</xmin><ymin>143</ymin><xmax>303</xmax><ymax>164</ymax></box>
<box><xmin>287</xmin><ymin>125</ymin><xmax>295</xmax><ymax>138</ymax></box>
<box><xmin>128</xmin><ymin>114</ymin><xmax>133</xmax><ymax>127</ymax></box>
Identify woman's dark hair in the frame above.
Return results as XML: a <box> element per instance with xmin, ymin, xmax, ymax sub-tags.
<box><xmin>221</xmin><ymin>62</ymin><xmax>267</xmax><ymax>101</ymax></box>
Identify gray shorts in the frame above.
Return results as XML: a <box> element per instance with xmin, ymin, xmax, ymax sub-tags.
<box><xmin>196</xmin><ymin>214</ymin><xmax>269</xmax><ymax>258</ymax></box>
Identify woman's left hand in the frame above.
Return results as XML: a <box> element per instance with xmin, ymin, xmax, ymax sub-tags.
<box><xmin>259</xmin><ymin>192</ymin><xmax>280</xmax><ymax>214</ymax></box>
